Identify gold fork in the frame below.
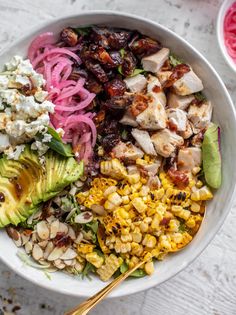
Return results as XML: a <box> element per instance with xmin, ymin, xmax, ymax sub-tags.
<box><xmin>64</xmin><ymin>259</ymin><xmax>146</xmax><ymax>315</ymax></box>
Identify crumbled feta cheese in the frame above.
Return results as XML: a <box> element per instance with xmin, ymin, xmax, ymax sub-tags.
<box><xmin>6</xmin><ymin>144</ymin><xmax>25</xmax><ymax>160</ymax></box>
<box><xmin>15</xmin><ymin>74</ymin><xmax>31</xmax><ymax>86</ymax></box>
<box><xmin>0</xmin><ymin>75</ymin><xmax>9</xmax><ymax>89</ymax></box>
<box><xmin>31</xmin><ymin>141</ymin><xmax>49</xmax><ymax>156</ymax></box>
<box><xmin>0</xmin><ymin>133</ymin><xmax>10</xmax><ymax>152</ymax></box>
<box><xmin>42</xmin><ymin>133</ymin><xmax>52</xmax><ymax>143</ymax></box>
<box><xmin>0</xmin><ymin>55</ymin><xmax>55</xmax><ymax>160</ymax></box>
<box><xmin>34</xmin><ymin>89</ymin><xmax>48</xmax><ymax>102</ymax></box>
<box><xmin>5</xmin><ymin>55</ymin><xmax>22</xmax><ymax>71</ymax></box>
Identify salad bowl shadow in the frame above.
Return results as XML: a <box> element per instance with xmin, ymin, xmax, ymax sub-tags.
<box><xmin>0</xmin><ymin>11</ymin><xmax>236</xmax><ymax>298</ymax></box>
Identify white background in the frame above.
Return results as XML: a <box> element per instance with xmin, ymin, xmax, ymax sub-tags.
<box><xmin>0</xmin><ymin>0</ymin><xmax>236</xmax><ymax>314</ymax></box>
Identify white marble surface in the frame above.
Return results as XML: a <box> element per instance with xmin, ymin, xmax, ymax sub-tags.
<box><xmin>0</xmin><ymin>0</ymin><xmax>236</xmax><ymax>314</ymax></box>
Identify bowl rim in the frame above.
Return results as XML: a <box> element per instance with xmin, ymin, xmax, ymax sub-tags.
<box><xmin>217</xmin><ymin>0</ymin><xmax>236</xmax><ymax>73</ymax></box>
<box><xmin>0</xmin><ymin>10</ymin><xmax>236</xmax><ymax>298</ymax></box>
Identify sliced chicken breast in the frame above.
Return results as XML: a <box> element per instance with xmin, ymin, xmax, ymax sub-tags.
<box><xmin>151</xmin><ymin>129</ymin><xmax>184</xmax><ymax>157</ymax></box>
<box><xmin>179</xmin><ymin>120</ymin><xmax>194</xmax><ymax>139</ymax></box>
<box><xmin>167</xmin><ymin>108</ymin><xmax>187</xmax><ymax>132</ymax></box>
<box><xmin>147</xmin><ymin>75</ymin><xmax>166</xmax><ymax>106</ymax></box>
<box><xmin>112</xmin><ymin>141</ymin><xmax>144</xmax><ymax>160</ymax></box>
<box><xmin>178</xmin><ymin>147</ymin><xmax>202</xmax><ymax>171</ymax></box>
<box><xmin>131</xmin><ymin>128</ymin><xmax>157</xmax><ymax>156</ymax></box>
<box><xmin>173</xmin><ymin>70</ymin><xmax>204</xmax><ymax>95</ymax></box>
<box><xmin>124</xmin><ymin>74</ymin><xmax>147</xmax><ymax>93</ymax></box>
<box><xmin>141</xmin><ymin>48</ymin><xmax>170</xmax><ymax>73</ymax></box>
<box><xmin>119</xmin><ymin>110</ymin><xmax>138</xmax><ymax>127</ymax></box>
<box><xmin>136</xmin><ymin>96</ymin><xmax>167</xmax><ymax>130</ymax></box>
<box><xmin>157</xmin><ymin>71</ymin><xmax>172</xmax><ymax>86</ymax></box>
<box><xmin>167</xmin><ymin>92</ymin><xmax>194</xmax><ymax>110</ymax></box>
<box><xmin>188</xmin><ymin>101</ymin><xmax>212</xmax><ymax>130</ymax></box>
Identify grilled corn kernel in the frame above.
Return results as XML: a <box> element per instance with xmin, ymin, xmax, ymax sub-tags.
<box><xmin>128</xmin><ymin>256</ymin><xmax>139</xmax><ymax>269</ymax></box>
<box><xmin>77</xmin><ymin>244</ymin><xmax>95</xmax><ymax>254</ymax></box>
<box><xmin>103</xmin><ymin>186</ymin><xmax>117</xmax><ymax>198</ymax></box>
<box><xmin>176</xmin><ymin>209</ymin><xmax>191</xmax><ymax>221</ymax></box>
<box><xmin>131</xmin><ymin>232</ymin><xmax>142</xmax><ymax>243</ymax></box>
<box><xmin>191</xmin><ymin>186</ymin><xmax>213</xmax><ymax>201</ymax></box>
<box><xmin>153</xmin><ymin>188</ymin><xmax>165</xmax><ymax>200</ymax></box>
<box><xmin>189</xmin><ymin>179</ymin><xmax>195</xmax><ymax>188</ymax></box>
<box><xmin>124</xmin><ymin>204</ymin><xmax>131</xmax><ymax>211</ymax></box>
<box><xmin>186</xmin><ymin>217</ymin><xmax>196</xmax><ymax>228</ymax></box>
<box><xmin>168</xmin><ymin>219</ymin><xmax>179</xmax><ymax>232</ymax></box>
<box><xmin>192</xmin><ymin>166</ymin><xmax>201</xmax><ymax>175</ymax></box>
<box><xmin>130</xmin><ymin>192</ymin><xmax>140</xmax><ymax>200</ymax></box>
<box><xmin>141</xmin><ymin>177</ymin><xmax>148</xmax><ymax>184</ymax></box>
<box><xmin>196</xmin><ymin>180</ymin><xmax>203</xmax><ymax>188</ymax></box>
<box><xmin>190</xmin><ymin>201</ymin><xmax>201</xmax><ymax>213</ymax></box>
<box><xmin>122</xmin><ymin>195</ymin><xmax>130</xmax><ymax>205</ymax></box>
<box><xmin>147</xmin><ymin>207</ymin><xmax>156</xmax><ymax>217</ymax></box>
<box><xmin>151</xmin><ymin>214</ymin><xmax>160</xmax><ymax>230</ymax></box>
<box><xmin>140</xmin><ymin>185</ymin><xmax>150</xmax><ymax>197</ymax></box>
<box><xmin>107</xmin><ymin>192</ymin><xmax>122</xmax><ymax>206</ymax></box>
<box><xmin>86</xmin><ymin>252</ymin><xmax>104</xmax><ymax>268</ymax></box>
<box><xmin>144</xmin><ymin>261</ymin><xmax>155</xmax><ymax>275</ymax></box>
<box><xmin>131</xmin><ymin>242</ymin><xmax>144</xmax><ymax>256</ymax></box>
<box><xmin>142</xmin><ymin>234</ymin><xmax>157</xmax><ymax>248</ymax></box>
<box><xmin>115</xmin><ymin>207</ymin><xmax>129</xmax><ymax>219</ymax></box>
<box><xmin>171</xmin><ymin>232</ymin><xmax>183</xmax><ymax>243</ymax></box>
<box><xmin>121</xmin><ymin>234</ymin><xmax>132</xmax><ymax>243</ymax></box>
<box><xmin>100</xmin><ymin>159</ymin><xmax>127</xmax><ymax>180</ymax></box>
<box><xmin>159</xmin><ymin>236</ymin><xmax>172</xmax><ymax>251</ymax></box>
<box><xmin>104</xmin><ymin>200</ymin><xmax>116</xmax><ymax>211</ymax></box>
<box><xmin>126</xmin><ymin>173</ymin><xmax>140</xmax><ymax>184</ymax></box>
<box><xmin>171</xmin><ymin>205</ymin><xmax>182</xmax><ymax>213</ymax></box>
<box><xmin>132</xmin><ymin>197</ymin><xmax>147</xmax><ymax>213</ymax></box>
<box><xmin>140</xmin><ymin>222</ymin><xmax>149</xmax><ymax>233</ymax></box>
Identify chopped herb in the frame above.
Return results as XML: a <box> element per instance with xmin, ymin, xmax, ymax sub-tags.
<box><xmin>47</xmin><ymin>139</ymin><xmax>73</xmax><ymax>157</ymax></box>
<box><xmin>169</xmin><ymin>53</ymin><xmax>183</xmax><ymax>67</ymax></box>
<box><xmin>81</xmin><ymin>262</ymin><xmax>96</xmax><ymax>280</ymax></box>
<box><xmin>19</xmin><ymin>221</ymin><xmax>36</xmax><ymax>229</ymax></box>
<box><xmin>179</xmin><ymin>221</ymin><xmax>186</xmax><ymax>233</ymax></box>
<box><xmin>120</xmin><ymin>262</ymin><xmax>129</xmax><ymax>274</ymax></box>
<box><xmin>194</xmin><ymin>91</ymin><xmax>207</xmax><ymax>102</ymax></box>
<box><xmin>85</xmin><ymin>220</ymin><xmax>99</xmax><ymax>234</ymax></box>
<box><xmin>73</xmin><ymin>26</ymin><xmax>92</xmax><ymax>36</ymax></box>
<box><xmin>130</xmin><ymin>269</ymin><xmax>146</xmax><ymax>278</ymax></box>
<box><xmin>128</xmin><ymin>68</ymin><xmax>145</xmax><ymax>77</ymax></box>
<box><xmin>47</xmin><ymin>126</ymin><xmax>62</xmax><ymax>142</ymax></box>
<box><xmin>121</xmin><ymin>129</ymin><xmax>129</xmax><ymax>141</ymax></box>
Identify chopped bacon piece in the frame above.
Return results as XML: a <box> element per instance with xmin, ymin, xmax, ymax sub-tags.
<box><xmin>168</xmin><ymin>167</ymin><xmax>189</xmax><ymax>189</ymax></box>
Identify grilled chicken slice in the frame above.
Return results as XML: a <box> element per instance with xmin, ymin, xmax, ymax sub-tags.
<box><xmin>179</xmin><ymin>120</ymin><xmax>194</xmax><ymax>139</ymax></box>
<box><xmin>151</xmin><ymin>129</ymin><xmax>184</xmax><ymax>157</ymax></box>
<box><xmin>136</xmin><ymin>96</ymin><xmax>167</xmax><ymax>130</ymax></box>
<box><xmin>119</xmin><ymin>110</ymin><xmax>138</xmax><ymax>127</ymax></box>
<box><xmin>173</xmin><ymin>69</ymin><xmax>204</xmax><ymax>95</ymax></box>
<box><xmin>188</xmin><ymin>101</ymin><xmax>212</xmax><ymax>130</ymax></box>
<box><xmin>167</xmin><ymin>92</ymin><xmax>194</xmax><ymax>110</ymax></box>
<box><xmin>157</xmin><ymin>71</ymin><xmax>172</xmax><ymax>86</ymax></box>
<box><xmin>167</xmin><ymin>108</ymin><xmax>188</xmax><ymax>132</ymax></box>
<box><xmin>141</xmin><ymin>48</ymin><xmax>170</xmax><ymax>73</ymax></box>
<box><xmin>131</xmin><ymin>128</ymin><xmax>157</xmax><ymax>156</ymax></box>
<box><xmin>147</xmin><ymin>75</ymin><xmax>166</xmax><ymax>106</ymax></box>
<box><xmin>178</xmin><ymin>147</ymin><xmax>202</xmax><ymax>171</ymax></box>
<box><xmin>124</xmin><ymin>74</ymin><xmax>147</xmax><ymax>93</ymax></box>
<box><xmin>112</xmin><ymin>141</ymin><xmax>144</xmax><ymax>160</ymax></box>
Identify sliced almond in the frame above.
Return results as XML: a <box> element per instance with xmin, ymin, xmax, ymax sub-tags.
<box><xmin>74</xmin><ymin>212</ymin><xmax>93</xmax><ymax>224</ymax></box>
<box><xmin>38</xmin><ymin>240</ymin><xmax>48</xmax><ymax>249</ymax></box>
<box><xmin>68</xmin><ymin>227</ymin><xmax>76</xmax><ymax>240</ymax></box>
<box><xmin>14</xmin><ymin>237</ymin><xmax>23</xmax><ymax>248</ymax></box>
<box><xmin>54</xmin><ymin>259</ymin><xmax>66</xmax><ymax>270</ymax></box>
<box><xmin>58</xmin><ymin>222</ymin><xmax>69</xmax><ymax>234</ymax></box>
<box><xmin>64</xmin><ymin>259</ymin><xmax>74</xmax><ymax>266</ymax></box>
<box><xmin>21</xmin><ymin>234</ymin><xmax>30</xmax><ymax>246</ymax></box>
<box><xmin>74</xmin><ymin>232</ymin><xmax>83</xmax><ymax>245</ymax></box>
<box><xmin>47</xmin><ymin>247</ymin><xmax>64</xmax><ymax>261</ymax></box>
<box><xmin>50</xmin><ymin>219</ymin><xmax>60</xmax><ymax>239</ymax></box>
<box><xmin>60</xmin><ymin>248</ymin><xmax>77</xmax><ymax>260</ymax></box>
<box><xmin>36</xmin><ymin>221</ymin><xmax>50</xmax><ymax>240</ymax></box>
<box><xmin>32</xmin><ymin>244</ymin><xmax>43</xmax><ymax>261</ymax></box>
<box><xmin>74</xmin><ymin>262</ymin><xmax>84</xmax><ymax>273</ymax></box>
<box><xmin>6</xmin><ymin>226</ymin><xmax>21</xmax><ymax>241</ymax></box>
<box><xmin>31</xmin><ymin>232</ymin><xmax>38</xmax><ymax>243</ymax></box>
<box><xmin>38</xmin><ymin>259</ymin><xmax>51</xmax><ymax>268</ymax></box>
<box><xmin>25</xmin><ymin>241</ymin><xmax>33</xmax><ymax>254</ymax></box>
<box><xmin>44</xmin><ymin>241</ymin><xmax>54</xmax><ymax>260</ymax></box>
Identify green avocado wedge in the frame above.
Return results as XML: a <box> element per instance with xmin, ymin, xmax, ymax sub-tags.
<box><xmin>0</xmin><ymin>146</ymin><xmax>83</xmax><ymax>228</ymax></box>
<box><xmin>202</xmin><ymin>123</ymin><xmax>221</xmax><ymax>189</ymax></box>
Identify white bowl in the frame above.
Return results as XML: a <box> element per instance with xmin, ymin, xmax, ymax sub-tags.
<box><xmin>0</xmin><ymin>11</ymin><xmax>236</xmax><ymax>298</ymax></box>
<box><xmin>217</xmin><ymin>0</ymin><xmax>236</xmax><ymax>72</ymax></box>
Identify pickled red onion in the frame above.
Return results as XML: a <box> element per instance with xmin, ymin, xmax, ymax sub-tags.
<box><xmin>28</xmin><ymin>32</ymin><xmax>96</xmax><ymax>163</ymax></box>
<box><xmin>224</xmin><ymin>2</ymin><xmax>236</xmax><ymax>62</ymax></box>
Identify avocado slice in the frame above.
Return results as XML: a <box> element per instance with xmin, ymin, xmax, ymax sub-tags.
<box><xmin>0</xmin><ymin>146</ymin><xmax>84</xmax><ymax>227</ymax></box>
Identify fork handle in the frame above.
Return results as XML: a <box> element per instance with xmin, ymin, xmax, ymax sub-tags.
<box><xmin>64</xmin><ymin>260</ymin><xmax>145</xmax><ymax>315</ymax></box>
